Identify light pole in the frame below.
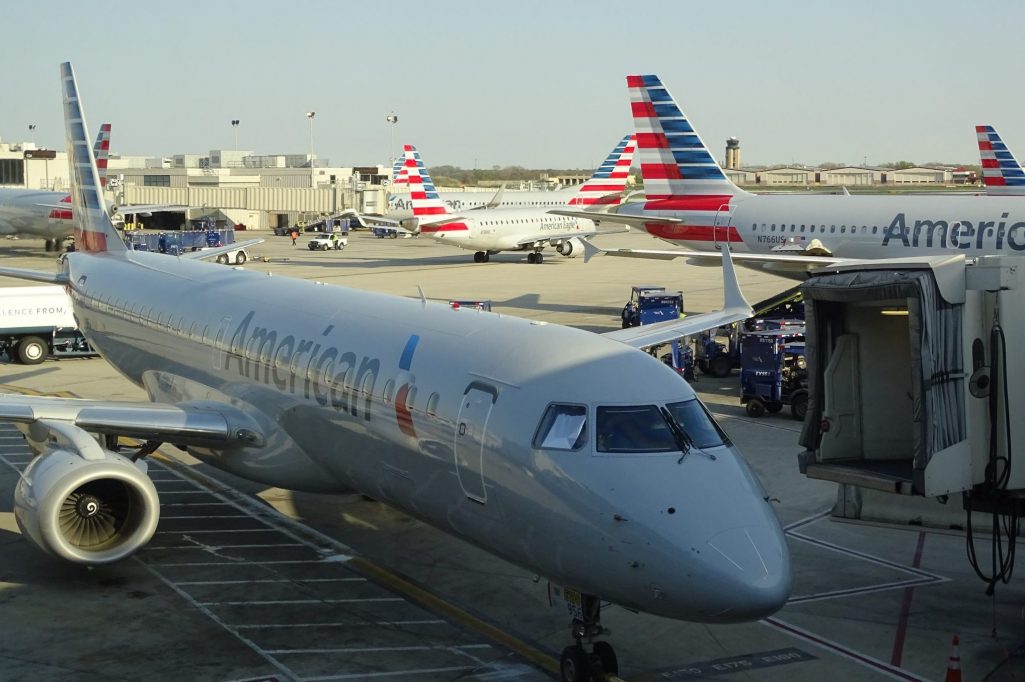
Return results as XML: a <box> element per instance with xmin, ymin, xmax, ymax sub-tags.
<box><xmin>386</xmin><ymin>112</ymin><xmax>398</xmax><ymax>167</ymax></box>
<box><xmin>306</xmin><ymin>111</ymin><xmax>316</xmax><ymax>187</ymax></box>
<box><xmin>231</xmin><ymin>119</ymin><xmax>239</xmax><ymax>153</ymax></box>
<box><xmin>28</xmin><ymin>124</ymin><xmax>36</xmax><ymax>146</ymax></box>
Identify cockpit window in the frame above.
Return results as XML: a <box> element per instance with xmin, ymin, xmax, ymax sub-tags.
<box><xmin>533</xmin><ymin>404</ymin><xmax>588</xmax><ymax>450</ymax></box>
<box><xmin>596</xmin><ymin>405</ymin><xmax>677</xmax><ymax>453</ymax></box>
<box><xmin>665</xmin><ymin>399</ymin><xmax>730</xmax><ymax>449</ymax></box>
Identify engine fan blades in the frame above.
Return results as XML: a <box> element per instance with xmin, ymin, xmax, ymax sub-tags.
<box><xmin>58</xmin><ymin>480</ymin><xmax>132</xmax><ymax>549</ymax></box>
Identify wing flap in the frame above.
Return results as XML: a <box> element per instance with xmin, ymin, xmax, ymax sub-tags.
<box><xmin>0</xmin><ymin>395</ymin><xmax>264</xmax><ymax>447</ymax></box>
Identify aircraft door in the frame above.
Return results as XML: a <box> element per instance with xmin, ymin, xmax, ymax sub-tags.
<box><xmin>454</xmin><ymin>382</ymin><xmax>498</xmax><ymax>503</ymax></box>
<box><xmin>712</xmin><ymin>203</ymin><xmax>733</xmax><ymax>250</ymax></box>
<box><xmin>819</xmin><ymin>333</ymin><xmax>864</xmax><ymax>461</ymax></box>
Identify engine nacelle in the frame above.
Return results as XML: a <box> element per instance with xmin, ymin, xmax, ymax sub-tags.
<box><xmin>15</xmin><ymin>447</ymin><xmax>159</xmax><ymax>565</ymax></box>
<box><xmin>557</xmin><ymin>238</ymin><xmax>584</xmax><ymax>258</ymax></box>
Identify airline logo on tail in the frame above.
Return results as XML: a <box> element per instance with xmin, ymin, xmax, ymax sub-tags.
<box><xmin>627</xmin><ymin>74</ymin><xmax>745</xmax><ymax>244</ymax></box>
<box><xmin>567</xmin><ymin>134</ymin><xmax>636</xmax><ymax>207</ymax></box>
<box><xmin>403</xmin><ymin>144</ymin><xmax>468</xmax><ymax>233</ymax></box>
<box><xmin>94</xmin><ymin>123</ymin><xmax>111</xmax><ymax>188</ymax></box>
<box><xmin>977</xmin><ymin>125</ymin><xmax>1025</xmax><ymax>195</ymax></box>
<box><xmin>61</xmin><ymin>63</ymin><xmax>125</xmax><ymax>253</ymax></box>
<box><xmin>391</xmin><ymin>155</ymin><xmax>408</xmax><ymax>186</ymax></box>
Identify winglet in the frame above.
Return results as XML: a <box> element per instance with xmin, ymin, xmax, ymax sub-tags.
<box><xmin>61</xmin><ymin>62</ymin><xmax>126</xmax><ymax>253</ymax></box>
<box><xmin>720</xmin><ymin>244</ymin><xmax>751</xmax><ymax>313</ymax></box>
<box><xmin>581</xmin><ymin>238</ymin><xmax>603</xmax><ymax>263</ymax></box>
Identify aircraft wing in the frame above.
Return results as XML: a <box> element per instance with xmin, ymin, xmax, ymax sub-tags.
<box><xmin>0</xmin><ymin>266</ymin><xmax>68</xmax><ymax>284</ymax></box>
<box><xmin>601</xmin><ymin>246</ymin><xmax>753</xmax><ymax>349</ymax></box>
<box><xmin>0</xmin><ymin>395</ymin><xmax>265</xmax><ymax>448</ymax></box>
<box><xmin>114</xmin><ymin>204</ymin><xmax>190</xmax><ymax>215</ymax></box>
<box><xmin>548</xmin><ymin>208</ymin><xmax>684</xmax><ymax>227</ymax></box>
<box><xmin>582</xmin><ymin>242</ymin><xmax>845</xmax><ymax>280</ymax></box>
<box><xmin>179</xmin><ymin>238</ymin><xmax>264</xmax><ymax>261</ymax></box>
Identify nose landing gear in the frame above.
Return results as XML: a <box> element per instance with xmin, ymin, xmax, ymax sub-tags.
<box><xmin>559</xmin><ymin>593</ymin><xmax>618</xmax><ymax>682</ymax></box>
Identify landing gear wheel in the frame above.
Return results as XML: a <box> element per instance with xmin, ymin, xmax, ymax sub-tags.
<box><xmin>535</xmin><ymin>252</ymin><xmax>544</xmax><ymax>264</ymax></box>
<box><xmin>526</xmin><ymin>252</ymin><xmax>537</xmax><ymax>264</ymax></box>
<box><xmin>235</xmin><ymin>251</ymin><xmax>247</xmax><ymax>264</ymax></box>
<box><xmin>16</xmin><ymin>335</ymin><xmax>47</xmax><ymax>365</ymax></box>
<box><xmin>791</xmin><ymin>390</ymin><xmax>809</xmax><ymax>421</ymax></box>
<box><xmin>474</xmin><ymin>251</ymin><xmax>485</xmax><ymax>263</ymax></box>
<box><xmin>560</xmin><ymin>645</ymin><xmax>591</xmax><ymax>682</ymax></box>
<box><xmin>709</xmin><ymin>355</ymin><xmax>732</xmax><ymax>378</ymax></box>
<box><xmin>592</xmin><ymin>641</ymin><xmax>619</xmax><ymax>677</ymax></box>
<box><xmin>745</xmin><ymin>399</ymin><xmax>766</xmax><ymax>418</ymax></box>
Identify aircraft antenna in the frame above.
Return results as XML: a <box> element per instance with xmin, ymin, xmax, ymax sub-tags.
<box><xmin>417</xmin><ymin>285</ymin><xmax>427</xmax><ymax>307</ymax></box>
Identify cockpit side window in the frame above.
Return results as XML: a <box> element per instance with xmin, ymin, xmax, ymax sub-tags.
<box><xmin>596</xmin><ymin>405</ymin><xmax>676</xmax><ymax>453</ymax></box>
<box><xmin>533</xmin><ymin>403</ymin><xmax>588</xmax><ymax>451</ymax></box>
<box><xmin>666</xmin><ymin>399</ymin><xmax>730</xmax><ymax>449</ymax></box>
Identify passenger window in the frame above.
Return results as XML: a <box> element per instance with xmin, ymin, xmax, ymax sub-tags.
<box><xmin>533</xmin><ymin>404</ymin><xmax>588</xmax><ymax>450</ymax></box>
<box><xmin>596</xmin><ymin>405</ymin><xmax>676</xmax><ymax>453</ymax></box>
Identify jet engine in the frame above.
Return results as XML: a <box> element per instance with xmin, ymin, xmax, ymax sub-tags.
<box><xmin>557</xmin><ymin>238</ymin><xmax>584</xmax><ymax>257</ymax></box>
<box><xmin>14</xmin><ymin>445</ymin><xmax>159</xmax><ymax>565</ymax></box>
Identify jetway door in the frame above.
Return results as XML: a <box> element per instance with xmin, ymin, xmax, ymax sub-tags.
<box><xmin>454</xmin><ymin>382</ymin><xmax>497</xmax><ymax>503</ymax></box>
<box><xmin>820</xmin><ymin>333</ymin><xmax>863</xmax><ymax>461</ymax></box>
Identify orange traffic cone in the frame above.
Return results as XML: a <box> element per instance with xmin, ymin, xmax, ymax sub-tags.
<box><xmin>944</xmin><ymin>635</ymin><xmax>961</xmax><ymax>682</ymax></box>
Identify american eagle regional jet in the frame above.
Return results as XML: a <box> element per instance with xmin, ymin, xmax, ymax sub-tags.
<box><xmin>0</xmin><ymin>63</ymin><xmax>789</xmax><ymax>679</ymax></box>
<box><xmin>555</xmin><ymin>75</ymin><xmax>1025</xmax><ymax>280</ymax></box>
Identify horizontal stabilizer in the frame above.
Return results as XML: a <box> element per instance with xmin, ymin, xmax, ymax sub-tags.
<box><xmin>548</xmin><ymin>208</ymin><xmax>684</xmax><ymax>228</ymax></box>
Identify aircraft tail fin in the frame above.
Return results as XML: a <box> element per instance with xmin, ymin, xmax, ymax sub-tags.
<box><xmin>977</xmin><ymin>125</ymin><xmax>1025</xmax><ymax>195</ymax></box>
<box><xmin>567</xmin><ymin>134</ymin><xmax>636</xmax><ymax>207</ymax></box>
<box><xmin>61</xmin><ymin>62</ymin><xmax>126</xmax><ymax>254</ymax></box>
<box><xmin>391</xmin><ymin>155</ymin><xmax>408</xmax><ymax>186</ymax></box>
<box><xmin>403</xmin><ymin>144</ymin><xmax>450</xmax><ymax>219</ymax></box>
<box><xmin>627</xmin><ymin>74</ymin><xmax>746</xmax><ymax>200</ymax></box>
<box><xmin>93</xmin><ymin>123</ymin><xmax>111</xmax><ymax>189</ymax></box>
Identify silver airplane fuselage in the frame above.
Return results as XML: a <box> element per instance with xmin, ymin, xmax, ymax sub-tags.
<box><xmin>0</xmin><ymin>187</ymin><xmax>74</xmax><ymax>240</ymax></box>
<box><xmin>61</xmin><ymin>248</ymin><xmax>790</xmax><ymax>623</ymax></box>
<box><xmin>623</xmin><ymin>193</ymin><xmax>1025</xmax><ymax>258</ymax></box>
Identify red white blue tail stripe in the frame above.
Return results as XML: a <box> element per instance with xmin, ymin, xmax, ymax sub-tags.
<box><xmin>94</xmin><ymin>123</ymin><xmax>111</xmax><ymax>188</ymax></box>
<box><xmin>61</xmin><ymin>62</ymin><xmax>125</xmax><ymax>253</ymax></box>
<box><xmin>403</xmin><ymin>144</ymin><xmax>467</xmax><ymax>233</ymax></box>
<box><xmin>628</xmin><ymin>74</ymin><xmax>747</xmax><ymax>246</ymax></box>
<box><xmin>977</xmin><ymin>125</ymin><xmax>1025</xmax><ymax>195</ymax></box>
<box><xmin>391</xmin><ymin>155</ymin><xmax>408</xmax><ymax>186</ymax></box>
<box><xmin>568</xmin><ymin>134</ymin><xmax>635</xmax><ymax>206</ymax></box>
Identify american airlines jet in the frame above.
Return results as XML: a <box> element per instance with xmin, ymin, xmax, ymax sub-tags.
<box><xmin>558</xmin><ymin>75</ymin><xmax>1025</xmax><ymax>279</ymax></box>
<box><xmin>364</xmin><ymin>135</ymin><xmax>636</xmax><ymax>232</ymax></box>
<box><xmin>0</xmin><ymin>124</ymin><xmax>111</xmax><ymax>251</ymax></box>
<box><xmin>0</xmin><ymin>63</ymin><xmax>788</xmax><ymax>679</ymax></box>
<box><xmin>406</xmin><ymin>138</ymin><xmax>634</xmax><ymax>263</ymax></box>
<box><xmin>977</xmin><ymin>125</ymin><xmax>1025</xmax><ymax>196</ymax></box>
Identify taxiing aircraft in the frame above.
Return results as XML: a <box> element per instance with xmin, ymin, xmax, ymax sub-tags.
<box><xmin>0</xmin><ymin>63</ymin><xmax>788</xmax><ymax>679</ymax></box>
<box><xmin>0</xmin><ymin>124</ymin><xmax>111</xmax><ymax>251</ymax></box>
<box><xmin>362</xmin><ymin>135</ymin><xmax>637</xmax><ymax>232</ymax></box>
<box><xmin>977</xmin><ymin>125</ymin><xmax>1025</xmax><ymax>196</ymax></box>
<box><xmin>556</xmin><ymin>75</ymin><xmax>1025</xmax><ymax>279</ymax></box>
<box><xmin>406</xmin><ymin>138</ymin><xmax>634</xmax><ymax>263</ymax></box>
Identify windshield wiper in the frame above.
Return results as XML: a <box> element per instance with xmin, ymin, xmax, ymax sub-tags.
<box><xmin>660</xmin><ymin>406</ymin><xmax>710</xmax><ymax>464</ymax></box>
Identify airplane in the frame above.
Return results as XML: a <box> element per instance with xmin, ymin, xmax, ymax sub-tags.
<box><xmin>977</xmin><ymin>125</ymin><xmax>1025</xmax><ymax>195</ymax></box>
<box><xmin>0</xmin><ymin>123</ymin><xmax>111</xmax><ymax>251</ymax></box>
<box><xmin>554</xmin><ymin>75</ymin><xmax>1025</xmax><ymax>280</ymax></box>
<box><xmin>356</xmin><ymin>135</ymin><xmax>637</xmax><ymax>232</ymax></box>
<box><xmin>0</xmin><ymin>63</ymin><xmax>789</xmax><ymax>681</ymax></box>
<box><xmin>405</xmin><ymin>138</ymin><xmax>634</xmax><ymax>263</ymax></box>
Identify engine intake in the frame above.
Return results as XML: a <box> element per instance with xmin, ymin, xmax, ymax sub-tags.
<box><xmin>15</xmin><ymin>447</ymin><xmax>159</xmax><ymax>564</ymax></box>
<box><xmin>557</xmin><ymin>237</ymin><xmax>584</xmax><ymax>257</ymax></box>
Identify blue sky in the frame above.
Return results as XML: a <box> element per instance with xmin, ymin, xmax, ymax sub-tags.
<box><xmin>2</xmin><ymin>0</ymin><xmax>1023</xmax><ymax>169</ymax></box>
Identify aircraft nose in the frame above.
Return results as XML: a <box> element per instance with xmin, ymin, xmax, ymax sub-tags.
<box><xmin>701</xmin><ymin>525</ymin><xmax>791</xmax><ymax>621</ymax></box>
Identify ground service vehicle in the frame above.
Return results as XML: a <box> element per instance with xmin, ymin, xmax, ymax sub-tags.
<box><xmin>0</xmin><ymin>286</ymin><xmax>96</xmax><ymax>364</ymax></box>
<box><xmin>739</xmin><ymin>326</ymin><xmax>807</xmax><ymax>419</ymax></box>
<box><xmin>621</xmin><ymin>285</ymin><xmax>683</xmax><ymax>328</ymax></box>
<box><xmin>307</xmin><ymin>232</ymin><xmax>348</xmax><ymax>251</ymax></box>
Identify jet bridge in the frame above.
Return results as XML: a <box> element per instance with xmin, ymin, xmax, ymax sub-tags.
<box><xmin>797</xmin><ymin>255</ymin><xmax>1025</xmax><ymax>519</ymax></box>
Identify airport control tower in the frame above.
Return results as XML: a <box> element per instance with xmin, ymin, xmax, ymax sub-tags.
<box><xmin>725</xmin><ymin>137</ymin><xmax>741</xmax><ymax>169</ymax></box>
